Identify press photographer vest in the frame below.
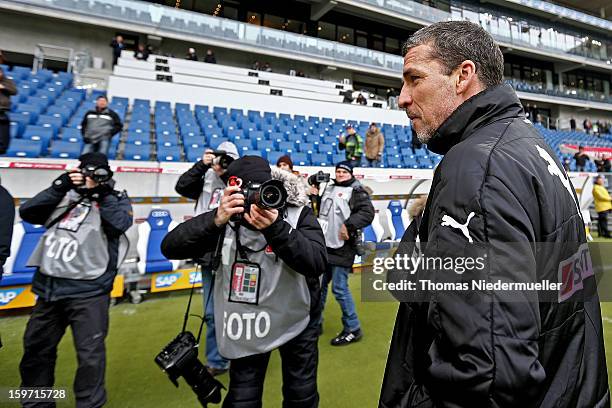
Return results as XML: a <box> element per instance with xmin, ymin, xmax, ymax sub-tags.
<box><xmin>213</xmin><ymin>206</ymin><xmax>311</xmax><ymax>359</ymax></box>
<box><xmin>318</xmin><ymin>181</ymin><xmax>359</xmax><ymax>249</ymax></box>
<box><xmin>195</xmin><ymin>168</ymin><xmax>225</xmax><ymax>216</ymax></box>
<box><xmin>29</xmin><ymin>193</ymin><xmax>112</xmax><ymax>280</ymax></box>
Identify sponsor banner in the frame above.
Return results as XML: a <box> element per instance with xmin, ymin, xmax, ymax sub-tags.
<box><xmin>560</xmin><ymin>144</ymin><xmax>612</xmax><ymax>160</ymax></box>
<box><xmin>0</xmin><ymin>286</ymin><xmax>37</xmax><ymax>310</ymax></box>
<box><xmin>115</xmin><ymin>166</ymin><xmax>162</xmax><ymax>173</ymax></box>
<box><xmin>151</xmin><ymin>268</ymin><xmax>202</xmax><ymax>292</ymax></box>
<box><xmin>9</xmin><ymin>162</ymin><xmax>68</xmax><ymax>170</ymax></box>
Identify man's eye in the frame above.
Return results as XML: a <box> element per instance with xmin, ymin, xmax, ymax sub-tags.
<box><xmin>411</xmin><ymin>76</ymin><xmax>420</xmax><ymax>82</ymax></box>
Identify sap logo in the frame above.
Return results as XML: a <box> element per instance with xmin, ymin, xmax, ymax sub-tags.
<box><xmin>0</xmin><ymin>288</ymin><xmax>25</xmax><ymax>306</ymax></box>
<box><xmin>558</xmin><ymin>243</ymin><xmax>593</xmax><ymax>302</ymax></box>
<box><xmin>44</xmin><ymin>232</ymin><xmax>79</xmax><ymax>262</ymax></box>
<box><xmin>155</xmin><ymin>273</ymin><xmax>181</xmax><ymax>288</ymax></box>
<box><xmin>223</xmin><ymin>311</ymin><xmax>271</xmax><ymax>341</ymax></box>
<box><xmin>189</xmin><ymin>272</ymin><xmax>202</xmax><ymax>285</ymax></box>
<box><xmin>151</xmin><ymin>211</ymin><xmax>169</xmax><ymax>218</ymax></box>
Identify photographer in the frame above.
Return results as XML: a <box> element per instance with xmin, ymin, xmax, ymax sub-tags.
<box><xmin>162</xmin><ymin>156</ymin><xmax>326</xmax><ymax>407</ymax></box>
<box><xmin>18</xmin><ymin>153</ymin><xmax>132</xmax><ymax>408</ymax></box>
<box><xmin>310</xmin><ymin>161</ymin><xmax>374</xmax><ymax>346</ymax></box>
<box><xmin>174</xmin><ymin>141</ymin><xmax>239</xmax><ymax>376</ymax></box>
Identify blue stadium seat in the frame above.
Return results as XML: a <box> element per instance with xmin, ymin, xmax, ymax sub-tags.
<box><xmin>332</xmin><ymin>154</ymin><xmax>345</xmax><ymax>165</ymax></box>
<box><xmin>125</xmin><ymin>131</ymin><xmax>149</xmax><ymax>145</ymax></box>
<box><xmin>36</xmin><ymin>115</ymin><xmax>63</xmax><ymax>137</ymax></box>
<box><xmin>157</xmin><ymin>133</ymin><xmax>179</xmax><ymax>147</ymax></box>
<box><xmin>256</xmin><ymin>140</ymin><xmax>275</xmax><ymax>152</ymax></box>
<box><xmin>387</xmin><ymin>156</ymin><xmax>403</xmax><ymax>168</ymax></box>
<box><xmin>311</xmin><ymin>153</ymin><xmax>330</xmax><ymax>166</ymax></box>
<box><xmin>6</xmin><ymin>139</ymin><xmax>43</xmax><ymax>157</ymax></box>
<box><xmin>242</xmin><ymin>150</ymin><xmax>263</xmax><ymax>157</ymax></box>
<box><xmin>182</xmin><ymin>135</ymin><xmax>206</xmax><ymax>149</ymax></box>
<box><xmin>363</xmin><ymin>213</ymin><xmax>385</xmax><ymax>243</ymax></box>
<box><xmin>279</xmin><ymin>141</ymin><xmax>297</xmax><ymax>153</ymax></box>
<box><xmin>267</xmin><ymin>151</ymin><xmax>285</xmax><ymax>165</ymax></box>
<box><xmin>136</xmin><ymin>209</ymin><xmax>180</xmax><ymax>274</ymax></box>
<box><xmin>235</xmin><ymin>139</ymin><xmax>254</xmax><ymax>151</ymax></box>
<box><xmin>385</xmin><ymin>201</ymin><xmax>409</xmax><ymax>241</ymax></box>
<box><xmin>292</xmin><ymin>153</ymin><xmax>308</xmax><ymax>166</ymax></box>
<box><xmin>1</xmin><ymin>222</ymin><xmax>46</xmax><ymax>287</ymax></box>
<box><xmin>123</xmin><ymin>144</ymin><xmax>150</xmax><ymax>161</ymax></box>
<box><xmin>157</xmin><ymin>145</ymin><xmax>181</xmax><ymax>162</ymax></box>
<box><xmin>58</xmin><ymin>127</ymin><xmax>83</xmax><ymax>143</ymax></box>
<box><xmin>209</xmin><ymin>137</ymin><xmax>229</xmax><ymax>149</ymax></box>
<box><xmin>298</xmin><ymin>143</ymin><xmax>315</xmax><ymax>154</ymax></box>
<box><xmin>22</xmin><ymin>125</ymin><xmax>53</xmax><ymax>149</ymax></box>
<box><xmin>49</xmin><ymin>140</ymin><xmax>82</xmax><ymax>158</ymax></box>
<box><xmin>317</xmin><ymin>145</ymin><xmax>333</xmax><ymax>155</ymax></box>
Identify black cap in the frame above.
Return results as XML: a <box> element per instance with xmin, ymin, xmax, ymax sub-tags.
<box><xmin>78</xmin><ymin>152</ymin><xmax>109</xmax><ymax>169</ymax></box>
<box><xmin>226</xmin><ymin>156</ymin><xmax>271</xmax><ymax>185</ymax></box>
<box><xmin>336</xmin><ymin>160</ymin><xmax>353</xmax><ymax>174</ymax></box>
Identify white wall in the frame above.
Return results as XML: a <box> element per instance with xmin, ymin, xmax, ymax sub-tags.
<box><xmin>108</xmin><ymin>75</ymin><xmax>409</xmax><ymax>125</ymax></box>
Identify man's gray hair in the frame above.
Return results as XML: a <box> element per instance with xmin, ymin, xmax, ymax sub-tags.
<box><xmin>403</xmin><ymin>21</ymin><xmax>504</xmax><ymax>88</ymax></box>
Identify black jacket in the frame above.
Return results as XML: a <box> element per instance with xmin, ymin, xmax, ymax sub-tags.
<box><xmin>379</xmin><ymin>85</ymin><xmax>609</xmax><ymax>408</ymax></box>
<box><xmin>161</xmin><ymin>204</ymin><xmax>327</xmax><ymax>317</ymax></box>
<box><xmin>0</xmin><ymin>185</ymin><xmax>14</xmax><ymax>278</ymax></box>
<box><xmin>80</xmin><ymin>108</ymin><xmax>123</xmax><ymax>141</ymax></box>
<box><xmin>315</xmin><ymin>178</ymin><xmax>375</xmax><ymax>268</ymax></box>
<box><xmin>175</xmin><ymin>160</ymin><xmax>210</xmax><ymax>201</ymax></box>
<box><xmin>19</xmin><ymin>177</ymin><xmax>133</xmax><ymax>301</ymax></box>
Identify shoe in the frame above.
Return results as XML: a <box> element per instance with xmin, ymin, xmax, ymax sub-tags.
<box><xmin>330</xmin><ymin>329</ymin><xmax>362</xmax><ymax>346</ymax></box>
<box><xmin>205</xmin><ymin>365</ymin><xmax>229</xmax><ymax>377</ymax></box>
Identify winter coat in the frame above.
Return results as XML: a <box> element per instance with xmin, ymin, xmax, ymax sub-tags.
<box><xmin>365</xmin><ymin>129</ymin><xmax>385</xmax><ymax>160</ymax></box>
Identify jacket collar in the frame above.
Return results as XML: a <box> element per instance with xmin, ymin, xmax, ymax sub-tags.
<box><xmin>426</xmin><ymin>84</ymin><xmax>524</xmax><ymax>155</ymax></box>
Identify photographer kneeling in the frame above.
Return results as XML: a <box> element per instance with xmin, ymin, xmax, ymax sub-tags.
<box><xmin>162</xmin><ymin>156</ymin><xmax>327</xmax><ymax>407</ymax></box>
<box><xmin>19</xmin><ymin>153</ymin><xmax>132</xmax><ymax>408</ymax></box>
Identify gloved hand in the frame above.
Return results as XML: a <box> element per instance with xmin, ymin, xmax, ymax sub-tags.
<box><xmin>86</xmin><ymin>184</ymin><xmax>113</xmax><ymax>201</ymax></box>
<box><xmin>52</xmin><ymin>172</ymin><xmax>76</xmax><ymax>193</ymax></box>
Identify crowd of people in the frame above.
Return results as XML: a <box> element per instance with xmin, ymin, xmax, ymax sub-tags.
<box><xmin>569</xmin><ymin>117</ymin><xmax>612</xmax><ymax>136</ymax></box>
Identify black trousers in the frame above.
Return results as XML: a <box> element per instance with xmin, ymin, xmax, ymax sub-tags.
<box><xmin>20</xmin><ymin>293</ymin><xmax>110</xmax><ymax>408</ymax></box>
<box><xmin>222</xmin><ymin>317</ymin><xmax>319</xmax><ymax>408</ymax></box>
<box><xmin>0</xmin><ymin>111</ymin><xmax>10</xmax><ymax>155</ymax></box>
<box><xmin>598</xmin><ymin>210</ymin><xmax>610</xmax><ymax>238</ymax></box>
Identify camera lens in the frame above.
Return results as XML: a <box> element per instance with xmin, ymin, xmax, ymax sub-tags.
<box><xmin>258</xmin><ymin>180</ymin><xmax>287</xmax><ymax>209</ymax></box>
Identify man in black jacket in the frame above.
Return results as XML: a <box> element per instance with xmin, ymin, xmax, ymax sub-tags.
<box><xmin>162</xmin><ymin>156</ymin><xmax>326</xmax><ymax>407</ymax></box>
<box><xmin>19</xmin><ymin>153</ymin><xmax>132</xmax><ymax>408</ymax></box>
<box><xmin>312</xmin><ymin>161</ymin><xmax>374</xmax><ymax>345</ymax></box>
<box><xmin>81</xmin><ymin>96</ymin><xmax>122</xmax><ymax>155</ymax></box>
<box><xmin>0</xmin><ymin>67</ymin><xmax>17</xmax><ymax>154</ymax></box>
<box><xmin>379</xmin><ymin>21</ymin><xmax>609</xmax><ymax>408</ymax></box>
<box><xmin>174</xmin><ymin>141</ymin><xmax>238</xmax><ymax>376</ymax></box>
<box><xmin>0</xmin><ymin>178</ymin><xmax>14</xmax><ymax>279</ymax></box>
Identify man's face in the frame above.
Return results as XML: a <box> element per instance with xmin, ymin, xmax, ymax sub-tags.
<box><xmin>399</xmin><ymin>44</ymin><xmax>458</xmax><ymax>144</ymax></box>
<box><xmin>117</xmin><ymin>36</ymin><xmax>123</xmax><ymax>43</ymax></box>
<box><xmin>596</xmin><ymin>177</ymin><xmax>604</xmax><ymax>186</ymax></box>
<box><xmin>346</xmin><ymin>127</ymin><xmax>355</xmax><ymax>135</ymax></box>
<box><xmin>335</xmin><ymin>168</ymin><xmax>351</xmax><ymax>182</ymax></box>
<box><xmin>96</xmin><ymin>98</ymin><xmax>108</xmax><ymax>110</ymax></box>
<box><xmin>278</xmin><ymin>162</ymin><xmax>291</xmax><ymax>172</ymax></box>
<box><xmin>369</xmin><ymin>125</ymin><xmax>376</xmax><ymax>132</ymax></box>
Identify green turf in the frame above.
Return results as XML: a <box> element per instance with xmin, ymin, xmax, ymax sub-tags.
<box><xmin>0</xmin><ymin>275</ymin><xmax>397</xmax><ymax>407</ymax></box>
<box><xmin>2</xmin><ymin>273</ymin><xmax>612</xmax><ymax>407</ymax></box>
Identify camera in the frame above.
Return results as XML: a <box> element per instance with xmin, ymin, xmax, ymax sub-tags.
<box><xmin>155</xmin><ymin>331</ymin><xmax>224</xmax><ymax>407</ymax></box>
<box><xmin>81</xmin><ymin>165</ymin><xmax>113</xmax><ymax>183</ymax></box>
<box><xmin>228</xmin><ymin>176</ymin><xmax>288</xmax><ymax>221</ymax></box>
<box><xmin>212</xmin><ymin>150</ymin><xmax>234</xmax><ymax>170</ymax></box>
<box><xmin>307</xmin><ymin>171</ymin><xmax>330</xmax><ymax>187</ymax></box>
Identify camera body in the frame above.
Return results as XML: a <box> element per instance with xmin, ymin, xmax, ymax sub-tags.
<box><xmin>211</xmin><ymin>150</ymin><xmax>234</xmax><ymax>170</ymax></box>
<box><xmin>155</xmin><ymin>331</ymin><xmax>223</xmax><ymax>406</ymax></box>
<box><xmin>307</xmin><ymin>171</ymin><xmax>330</xmax><ymax>187</ymax></box>
<box><xmin>228</xmin><ymin>177</ymin><xmax>288</xmax><ymax>221</ymax></box>
<box><xmin>80</xmin><ymin>165</ymin><xmax>113</xmax><ymax>184</ymax></box>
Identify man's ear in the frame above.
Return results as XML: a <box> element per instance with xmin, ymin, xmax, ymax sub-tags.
<box><xmin>455</xmin><ymin>60</ymin><xmax>478</xmax><ymax>95</ymax></box>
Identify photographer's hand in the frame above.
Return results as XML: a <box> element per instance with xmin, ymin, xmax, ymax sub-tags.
<box><xmin>245</xmin><ymin>205</ymin><xmax>278</xmax><ymax>230</ymax></box>
<box><xmin>214</xmin><ymin>186</ymin><xmax>244</xmax><ymax>226</ymax></box>
<box><xmin>202</xmin><ymin>149</ymin><xmax>215</xmax><ymax>165</ymax></box>
<box><xmin>309</xmin><ymin>186</ymin><xmax>319</xmax><ymax>196</ymax></box>
<box><xmin>68</xmin><ymin>169</ymin><xmax>85</xmax><ymax>186</ymax></box>
<box><xmin>339</xmin><ymin>224</ymin><xmax>350</xmax><ymax>241</ymax></box>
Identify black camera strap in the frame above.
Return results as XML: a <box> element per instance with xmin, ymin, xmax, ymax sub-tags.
<box><xmin>45</xmin><ymin>195</ymin><xmax>87</xmax><ymax>230</ymax></box>
<box><xmin>181</xmin><ymin>265</ymin><xmax>207</xmax><ymax>345</ymax></box>
<box><xmin>231</xmin><ymin>224</ymin><xmax>268</xmax><ymax>262</ymax></box>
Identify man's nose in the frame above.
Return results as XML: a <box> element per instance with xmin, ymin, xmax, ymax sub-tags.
<box><xmin>398</xmin><ymin>85</ymin><xmax>413</xmax><ymax>109</ymax></box>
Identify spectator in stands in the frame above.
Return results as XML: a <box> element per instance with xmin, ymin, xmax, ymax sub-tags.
<box><xmin>133</xmin><ymin>43</ymin><xmax>149</xmax><ymax>61</ymax></box>
<box><xmin>593</xmin><ymin>175</ymin><xmax>611</xmax><ymax>238</ymax></box>
<box><xmin>356</xmin><ymin>93</ymin><xmax>368</xmax><ymax>105</ymax></box>
<box><xmin>595</xmin><ymin>156</ymin><xmax>611</xmax><ymax>173</ymax></box>
<box><xmin>186</xmin><ymin>47</ymin><xmax>198</xmax><ymax>61</ymax></box>
<box><xmin>0</xmin><ymin>67</ymin><xmax>17</xmax><ymax>155</ymax></box>
<box><xmin>584</xmin><ymin>118</ymin><xmax>592</xmax><ymax>134</ymax></box>
<box><xmin>342</xmin><ymin>89</ymin><xmax>354</xmax><ymax>104</ymax></box>
<box><xmin>574</xmin><ymin>145</ymin><xmax>590</xmax><ymax>171</ymax></box>
<box><xmin>81</xmin><ymin>96</ymin><xmax>122</xmax><ymax>156</ymax></box>
<box><xmin>562</xmin><ymin>156</ymin><xmax>571</xmax><ymax>172</ymax></box>
<box><xmin>19</xmin><ymin>152</ymin><xmax>132</xmax><ymax>407</ymax></box>
<box><xmin>312</xmin><ymin>160</ymin><xmax>374</xmax><ymax>345</ymax></box>
<box><xmin>251</xmin><ymin>60</ymin><xmax>261</xmax><ymax>70</ymax></box>
<box><xmin>204</xmin><ymin>49</ymin><xmax>217</xmax><ymax>64</ymax></box>
<box><xmin>0</xmin><ymin>177</ymin><xmax>14</xmax><ymax>281</ymax></box>
<box><xmin>296</xmin><ymin>70</ymin><xmax>306</xmax><ymax>77</ymax></box>
<box><xmin>276</xmin><ymin>154</ymin><xmax>294</xmax><ymax>173</ymax></box>
<box><xmin>162</xmin><ymin>156</ymin><xmax>326</xmax><ymax>407</ymax></box>
<box><xmin>387</xmin><ymin>88</ymin><xmax>399</xmax><ymax>109</ymax></box>
<box><xmin>339</xmin><ymin>124</ymin><xmax>363</xmax><ymax>167</ymax></box>
<box><xmin>174</xmin><ymin>141</ymin><xmax>239</xmax><ymax>376</ymax></box>
<box><xmin>109</xmin><ymin>35</ymin><xmax>124</xmax><ymax>66</ymax></box>
<box><xmin>380</xmin><ymin>20</ymin><xmax>608</xmax><ymax>408</ymax></box>
<box><xmin>570</xmin><ymin>117</ymin><xmax>576</xmax><ymax>131</ymax></box>
<box><xmin>263</xmin><ymin>62</ymin><xmax>272</xmax><ymax>72</ymax></box>
<box><xmin>365</xmin><ymin>123</ymin><xmax>384</xmax><ymax>167</ymax></box>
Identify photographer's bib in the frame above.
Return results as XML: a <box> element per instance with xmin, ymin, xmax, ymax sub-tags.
<box><xmin>195</xmin><ymin>169</ymin><xmax>226</xmax><ymax>215</ymax></box>
<box><xmin>28</xmin><ymin>194</ymin><xmax>110</xmax><ymax>280</ymax></box>
<box><xmin>214</xmin><ymin>206</ymin><xmax>311</xmax><ymax>360</ymax></box>
<box><xmin>319</xmin><ymin>183</ymin><xmax>355</xmax><ymax>249</ymax></box>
